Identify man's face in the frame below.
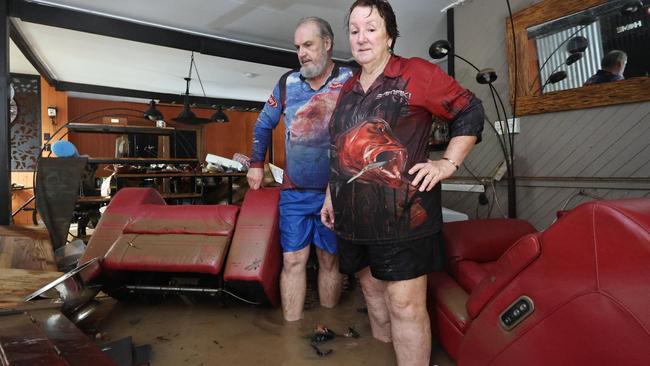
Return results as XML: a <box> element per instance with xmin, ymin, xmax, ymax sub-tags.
<box><xmin>294</xmin><ymin>22</ymin><xmax>330</xmax><ymax>79</ymax></box>
<box><xmin>618</xmin><ymin>58</ymin><xmax>628</xmax><ymax>76</ymax></box>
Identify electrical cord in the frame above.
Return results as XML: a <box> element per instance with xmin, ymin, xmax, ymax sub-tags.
<box><xmin>490</xmin><ymin>179</ymin><xmax>507</xmax><ymax>218</ymax></box>
<box><xmin>560</xmin><ymin>188</ymin><xmax>606</xmax><ymax>211</ymax></box>
<box><xmin>461</xmin><ymin>162</ymin><xmax>485</xmax><ymax>185</ymax></box>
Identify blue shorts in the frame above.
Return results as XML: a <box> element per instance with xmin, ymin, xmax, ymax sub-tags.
<box><xmin>279</xmin><ymin>190</ymin><xmax>337</xmax><ymax>254</ymax></box>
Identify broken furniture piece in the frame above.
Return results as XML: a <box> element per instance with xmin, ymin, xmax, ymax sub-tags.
<box><xmin>76</xmin><ymin>187</ymin><xmax>282</xmax><ymax>306</ymax></box>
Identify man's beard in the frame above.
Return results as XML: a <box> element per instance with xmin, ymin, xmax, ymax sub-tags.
<box><xmin>300</xmin><ymin>50</ymin><xmax>328</xmax><ymax>79</ymax></box>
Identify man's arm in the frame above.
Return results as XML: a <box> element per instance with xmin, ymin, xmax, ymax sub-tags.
<box><xmin>247</xmin><ymin>83</ymin><xmax>283</xmax><ymax>189</ymax></box>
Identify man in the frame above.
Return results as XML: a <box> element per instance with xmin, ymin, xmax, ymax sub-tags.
<box><xmin>584</xmin><ymin>50</ymin><xmax>627</xmax><ymax>85</ymax></box>
<box><xmin>247</xmin><ymin>17</ymin><xmax>353</xmax><ymax>321</ymax></box>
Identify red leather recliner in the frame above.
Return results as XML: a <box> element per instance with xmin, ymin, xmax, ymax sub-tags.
<box><xmin>429</xmin><ymin>199</ymin><xmax>650</xmax><ymax>365</ymax></box>
<box><xmin>81</xmin><ymin>187</ymin><xmax>282</xmax><ymax>307</ymax></box>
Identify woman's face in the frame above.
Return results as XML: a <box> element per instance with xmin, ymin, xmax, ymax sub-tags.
<box><xmin>348</xmin><ymin>6</ymin><xmax>392</xmax><ymax>66</ymax></box>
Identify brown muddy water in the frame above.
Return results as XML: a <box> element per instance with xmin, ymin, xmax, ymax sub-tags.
<box><xmin>91</xmin><ymin>284</ymin><xmax>454</xmax><ymax>366</ymax></box>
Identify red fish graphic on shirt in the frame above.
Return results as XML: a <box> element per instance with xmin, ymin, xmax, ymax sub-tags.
<box><xmin>289</xmin><ymin>92</ymin><xmax>337</xmax><ymax>145</ymax></box>
<box><xmin>336</xmin><ymin>118</ymin><xmax>427</xmax><ymax>228</ymax></box>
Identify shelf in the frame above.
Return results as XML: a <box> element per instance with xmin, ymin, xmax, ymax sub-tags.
<box><xmin>115</xmin><ymin>172</ymin><xmax>247</xmax><ymax>178</ymax></box>
<box><xmin>77</xmin><ymin>196</ymin><xmax>111</xmax><ymax>204</ymax></box>
<box><xmin>88</xmin><ymin>157</ymin><xmax>198</xmax><ymax>165</ymax></box>
<box><xmin>160</xmin><ymin>193</ymin><xmax>202</xmax><ymax>200</ymax></box>
<box><xmin>66</xmin><ymin>123</ymin><xmax>176</xmax><ymax>135</ymax></box>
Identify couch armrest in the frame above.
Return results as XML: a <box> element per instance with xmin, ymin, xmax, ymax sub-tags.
<box><xmin>443</xmin><ymin>219</ymin><xmax>536</xmax><ymax>268</ymax></box>
<box><xmin>466</xmin><ymin>234</ymin><xmax>541</xmax><ymax>319</ymax></box>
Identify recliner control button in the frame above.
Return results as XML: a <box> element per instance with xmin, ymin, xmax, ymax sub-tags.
<box><xmin>499</xmin><ymin>296</ymin><xmax>534</xmax><ymax>331</ymax></box>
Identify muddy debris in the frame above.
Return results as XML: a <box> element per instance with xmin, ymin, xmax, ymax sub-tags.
<box><xmin>343</xmin><ymin>326</ymin><xmax>360</xmax><ymax>338</ymax></box>
<box><xmin>310</xmin><ymin>324</ymin><xmax>336</xmax><ymax>343</ymax></box>
<box><xmin>311</xmin><ymin>344</ymin><xmax>333</xmax><ymax>357</ymax></box>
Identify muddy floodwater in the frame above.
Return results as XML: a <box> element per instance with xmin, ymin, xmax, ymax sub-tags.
<box><xmin>93</xmin><ymin>284</ymin><xmax>453</xmax><ymax>366</ymax></box>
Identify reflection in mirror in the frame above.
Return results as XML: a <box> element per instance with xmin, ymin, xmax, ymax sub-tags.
<box><xmin>526</xmin><ymin>0</ymin><xmax>649</xmax><ymax>95</ymax></box>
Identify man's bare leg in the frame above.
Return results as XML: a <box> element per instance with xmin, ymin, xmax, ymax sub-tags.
<box><xmin>315</xmin><ymin>247</ymin><xmax>342</xmax><ymax>308</ymax></box>
<box><xmin>280</xmin><ymin>246</ymin><xmax>310</xmax><ymax>321</ymax></box>
<box><xmin>385</xmin><ymin>275</ymin><xmax>430</xmax><ymax>366</ymax></box>
<box><xmin>358</xmin><ymin>267</ymin><xmax>392</xmax><ymax>342</ymax></box>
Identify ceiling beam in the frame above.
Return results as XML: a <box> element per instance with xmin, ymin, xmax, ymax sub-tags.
<box><xmin>56</xmin><ymin>81</ymin><xmax>265</xmax><ymax>110</ymax></box>
<box><xmin>8</xmin><ymin>18</ymin><xmax>56</xmax><ymax>85</ymax></box>
<box><xmin>8</xmin><ymin>0</ymin><xmax>301</xmax><ymax>69</ymax></box>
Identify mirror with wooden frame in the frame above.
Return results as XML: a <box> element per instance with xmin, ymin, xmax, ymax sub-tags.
<box><xmin>506</xmin><ymin>0</ymin><xmax>650</xmax><ymax>115</ymax></box>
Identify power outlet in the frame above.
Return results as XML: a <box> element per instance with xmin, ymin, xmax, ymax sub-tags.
<box><xmin>494</xmin><ymin>118</ymin><xmax>521</xmax><ymax>135</ymax></box>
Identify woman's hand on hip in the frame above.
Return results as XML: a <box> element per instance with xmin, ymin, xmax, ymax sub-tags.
<box><xmin>408</xmin><ymin>159</ymin><xmax>457</xmax><ymax>192</ymax></box>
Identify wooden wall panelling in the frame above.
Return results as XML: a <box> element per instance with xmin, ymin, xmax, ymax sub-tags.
<box><xmin>11</xmin><ymin>77</ymin><xmax>68</xmax><ymax>225</ymax></box>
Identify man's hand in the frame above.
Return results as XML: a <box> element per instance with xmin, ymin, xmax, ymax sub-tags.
<box><xmin>320</xmin><ymin>187</ymin><xmax>335</xmax><ymax>230</ymax></box>
<box><xmin>247</xmin><ymin>167</ymin><xmax>264</xmax><ymax>190</ymax></box>
<box><xmin>408</xmin><ymin>159</ymin><xmax>457</xmax><ymax>192</ymax></box>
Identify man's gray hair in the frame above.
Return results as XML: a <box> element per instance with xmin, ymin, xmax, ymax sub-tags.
<box><xmin>602</xmin><ymin>50</ymin><xmax>627</xmax><ymax>69</ymax></box>
<box><xmin>297</xmin><ymin>16</ymin><xmax>335</xmax><ymax>52</ymax></box>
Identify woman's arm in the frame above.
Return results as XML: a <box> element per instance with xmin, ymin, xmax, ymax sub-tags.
<box><xmin>408</xmin><ymin>135</ymin><xmax>477</xmax><ymax>191</ymax></box>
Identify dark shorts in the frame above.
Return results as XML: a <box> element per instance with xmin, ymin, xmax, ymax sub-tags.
<box><xmin>338</xmin><ymin>232</ymin><xmax>445</xmax><ymax>281</ymax></box>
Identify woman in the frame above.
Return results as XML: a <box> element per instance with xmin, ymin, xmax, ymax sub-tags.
<box><xmin>320</xmin><ymin>1</ymin><xmax>485</xmax><ymax>365</ymax></box>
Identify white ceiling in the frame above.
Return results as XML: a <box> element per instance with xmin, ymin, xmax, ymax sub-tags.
<box><xmin>10</xmin><ymin>0</ymin><xmax>452</xmax><ymax>103</ymax></box>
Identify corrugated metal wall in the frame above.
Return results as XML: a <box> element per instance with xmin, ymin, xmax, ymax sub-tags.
<box><xmin>535</xmin><ymin>22</ymin><xmax>603</xmax><ymax>92</ymax></box>
<box><xmin>439</xmin><ymin>0</ymin><xmax>650</xmax><ymax>230</ymax></box>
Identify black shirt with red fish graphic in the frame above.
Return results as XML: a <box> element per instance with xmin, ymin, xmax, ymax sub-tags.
<box><xmin>329</xmin><ymin>55</ymin><xmax>484</xmax><ymax>244</ymax></box>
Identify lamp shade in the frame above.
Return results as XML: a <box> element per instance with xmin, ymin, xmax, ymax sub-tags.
<box><xmin>175</xmin><ymin>105</ymin><xmax>196</xmax><ymax>120</ymax></box>
<box><xmin>566</xmin><ymin>36</ymin><xmax>589</xmax><ymax>54</ymax></box>
<box><xmin>170</xmin><ymin>76</ymin><xmax>211</xmax><ymax>124</ymax></box>
<box><xmin>429</xmin><ymin>40</ymin><xmax>452</xmax><ymax>59</ymax></box>
<box><xmin>143</xmin><ymin>100</ymin><xmax>163</xmax><ymax>121</ymax></box>
<box><xmin>547</xmin><ymin>70</ymin><xmax>567</xmax><ymax>84</ymax></box>
<box><xmin>476</xmin><ymin>68</ymin><xmax>498</xmax><ymax>84</ymax></box>
<box><xmin>210</xmin><ymin>106</ymin><xmax>229</xmax><ymax>123</ymax></box>
<box><xmin>566</xmin><ymin>52</ymin><xmax>583</xmax><ymax>66</ymax></box>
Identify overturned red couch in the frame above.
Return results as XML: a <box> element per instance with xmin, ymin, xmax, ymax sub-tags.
<box><xmin>429</xmin><ymin>199</ymin><xmax>650</xmax><ymax>365</ymax></box>
<box><xmin>79</xmin><ymin>187</ymin><xmax>282</xmax><ymax>307</ymax></box>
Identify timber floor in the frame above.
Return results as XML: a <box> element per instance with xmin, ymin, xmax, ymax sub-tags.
<box><xmin>92</xmin><ymin>287</ymin><xmax>454</xmax><ymax>366</ymax></box>
<box><xmin>0</xmin><ymin>225</ymin><xmax>62</xmax><ymax>309</ymax></box>
<box><xmin>0</xmin><ymin>225</ymin><xmax>56</xmax><ymax>271</ymax></box>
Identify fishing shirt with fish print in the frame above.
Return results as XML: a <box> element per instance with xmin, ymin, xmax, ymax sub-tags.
<box><xmin>251</xmin><ymin>65</ymin><xmax>353</xmax><ymax>190</ymax></box>
<box><xmin>329</xmin><ymin>55</ymin><xmax>484</xmax><ymax>244</ymax></box>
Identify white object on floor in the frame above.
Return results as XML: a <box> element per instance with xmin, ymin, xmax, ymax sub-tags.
<box><xmin>442</xmin><ymin>207</ymin><xmax>469</xmax><ymax>222</ymax></box>
<box><xmin>268</xmin><ymin>163</ymin><xmax>283</xmax><ymax>184</ymax></box>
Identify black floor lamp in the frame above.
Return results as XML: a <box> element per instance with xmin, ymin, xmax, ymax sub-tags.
<box><xmin>430</xmin><ymin>40</ymin><xmax>518</xmax><ymax>218</ymax></box>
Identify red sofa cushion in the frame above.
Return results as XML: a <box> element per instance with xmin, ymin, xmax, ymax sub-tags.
<box><xmin>103</xmin><ymin>233</ymin><xmax>231</xmax><ymax>274</ymax></box>
<box><xmin>80</xmin><ymin>188</ymin><xmax>165</xmax><ymax>265</ymax></box>
<box><xmin>455</xmin><ymin>260</ymin><xmax>496</xmax><ymax>293</ymax></box>
<box><xmin>224</xmin><ymin>188</ymin><xmax>282</xmax><ymax>307</ymax></box>
<box><xmin>123</xmin><ymin>204</ymin><xmax>239</xmax><ymax>236</ymax></box>
<box><xmin>100</xmin><ymin>202</ymin><xmax>239</xmax><ymax>275</ymax></box>
<box><xmin>428</xmin><ymin>272</ymin><xmax>469</xmax><ymax>361</ymax></box>
<box><xmin>443</xmin><ymin>218</ymin><xmax>536</xmax><ymax>281</ymax></box>
<box><xmin>466</xmin><ymin>234</ymin><xmax>541</xmax><ymax>319</ymax></box>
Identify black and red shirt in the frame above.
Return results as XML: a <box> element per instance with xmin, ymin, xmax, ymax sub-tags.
<box><xmin>329</xmin><ymin>55</ymin><xmax>484</xmax><ymax>243</ymax></box>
